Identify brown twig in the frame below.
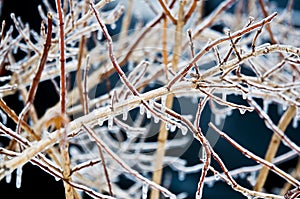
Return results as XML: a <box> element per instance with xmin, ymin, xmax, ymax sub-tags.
<box><xmin>167</xmin><ymin>12</ymin><xmax>278</xmax><ymax>90</ymax></box>
<box><xmin>209</xmin><ymin>122</ymin><xmax>300</xmax><ymax>187</ymax></box>
<box><xmin>16</xmin><ymin>13</ymin><xmax>53</xmax><ymax>135</ymax></box>
<box><xmin>82</xmin><ymin>124</ymin><xmax>176</xmax><ymax>199</ymax></box>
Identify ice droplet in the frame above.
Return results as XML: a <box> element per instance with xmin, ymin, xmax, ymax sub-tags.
<box><xmin>16</xmin><ymin>166</ymin><xmax>23</xmax><ymax>189</ymax></box>
<box><xmin>149</xmin><ymin>99</ymin><xmax>154</xmax><ymax>108</ymax></box>
<box><xmin>239</xmin><ymin>108</ymin><xmax>246</xmax><ymax>115</ymax></box>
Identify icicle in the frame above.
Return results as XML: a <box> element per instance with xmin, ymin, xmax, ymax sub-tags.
<box><xmin>263</xmin><ymin>100</ymin><xmax>270</xmax><ymax>114</ymax></box>
<box><xmin>6</xmin><ymin>172</ymin><xmax>11</xmax><ymax>183</ymax></box>
<box><xmin>139</xmin><ymin>104</ymin><xmax>145</xmax><ymax>115</ymax></box>
<box><xmin>153</xmin><ymin>115</ymin><xmax>160</xmax><ymax>123</ymax></box>
<box><xmin>242</xmin><ymin>92</ymin><xmax>247</xmax><ymax>100</ymax></box>
<box><xmin>0</xmin><ymin>109</ymin><xmax>7</xmax><ymax>124</ymax></box>
<box><xmin>180</xmin><ymin>126</ymin><xmax>188</xmax><ymax>135</ymax></box>
<box><xmin>97</xmin><ymin>30</ymin><xmax>103</xmax><ymax>40</ymax></box>
<box><xmin>215</xmin><ymin>114</ymin><xmax>221</xmax><ymax>125</ymax></box>
<box><xmin>200</xmin><ymin>147</ymin><xmax>207</xmax><ymax>162</ymax></box>
<box><xmin>54</xmin><ymin>176</ymin><xmax>60</xmax><ymax>181</ymax></box>
<box><xmin>178</xmin><ymin>171</ymin><xmax>186</xmax><ymax>181</ymax></box>
<box><xmin>226</xmin><ymin>110</ymin><xmax>233</xmax><ymax>116</ymax></box>
<box><xmin>282</xmin><ymin>103</ymin><xmax>287</xmax><ymax>111</ymax></box>
<box><xmin>165</xmin><ymin>121</ymin><xmax>170</xmax><ymax>131</ymax></box>
<box><xmin>122</xmin><ymin>111</ymin><xmax>128</xmax><ymax>120</ymax></box>
<box><xmin>142</xmin><ymin>182</ymin><xmax>149</xmax><ymax>199</ymax></box>
<box><xmin>206</xmin><ymin>180</ymin><xmax>215</xmax><ymax>188</ymax></box>
<box><xmin>170</xmin><ymin>124</ymin><xmax>176</xmax><ymax>132</ymax></box>
<box><xmin>192</xmin><ymin>96</ymin><xmax>198</xmax><ymax>104</ymax></box>
<box><xmin>128</xmin><ymin>61</ymin><xmax>134</xmax><ymax>71</ymax></box>
<box><xmin>292</xmin><ymin>115</ymin><xmax>299</xmax><ymax>129</ymax></box>
<box><xmin>161</xmin><ymin>95</ymin><xmax>167</xmax><ymax>112</ymax></box>
<box><xmin>16</xmin><ymin>166</ymin><xmax>23</xmax><ymax>188</ymax></box>
<box><xmin>222</xmin><ymin>90</ymin><xmax>227</xmax><ymax>101</ymax></box>
<box><xmin>108</xmin><ymin>115</ymin><xmax>114</xmax><ymax>130</ymax></box>
<box><xmin>98</xmin><ymin>118</ymin><xmax>104</xmax><ymax>126</ymax></box>
<box><xmin>149</xmin><ymin>99</ymin><xmax>154</xmax><ymax>109</ymax></box>
<box><xmin>146</xmin><ymin>109</ymin><xmax>151</xmax><ymax>119</ymax></box>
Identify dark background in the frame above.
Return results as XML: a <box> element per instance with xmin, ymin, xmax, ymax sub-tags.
<box><xmin>0</xmin><ymin>0</ymin><xmax>299</xmax><ymax>198</ymax></box>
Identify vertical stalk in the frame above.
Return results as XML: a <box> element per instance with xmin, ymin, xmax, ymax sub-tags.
<box><xmin>254</xmin><ymin>106</ymin><xmax>296</xmax><ymax>191</ymax></box>
<box><xmin>56</xmin><ymin>0</ymin><xmax>66</xmax><ymax>115</ymax></box>
<box><xmin>151</xmin><ymin>1</ymin><xmax>185</xmax><ymax>199</ymax></box>
<box><xmin>55</xmin><ymin>0</ymin><xmax>72</xmax><ymax>198</ymax></box>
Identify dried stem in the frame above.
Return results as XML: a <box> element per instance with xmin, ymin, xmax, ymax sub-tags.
<box><xmin>254</xmin><ymin>105</ymin><xmax>297</xmax><ymax>191</ymax></box>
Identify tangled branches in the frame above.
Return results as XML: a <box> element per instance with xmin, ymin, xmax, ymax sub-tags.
<box><xmin>0</xmin><ymin>0</ymin><xmax>300</xmax><ymax>198</ymax></box>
